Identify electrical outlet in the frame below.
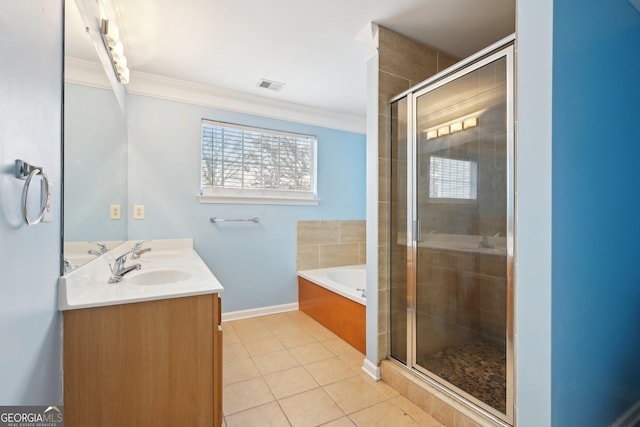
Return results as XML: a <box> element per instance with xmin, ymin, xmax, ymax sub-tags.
<box><xmin>133</xmin><ymin>204</ymin><xmax>145</xmax><ymax>220</ymax></box>
<box><xmin>110</xmin><ymin>204</ymin><xmax>121</xmax><ymax>220</ymax></box>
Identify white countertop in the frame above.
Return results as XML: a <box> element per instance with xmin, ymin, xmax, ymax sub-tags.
<box><xmin>58</xmin><ymin>238</ymin><xmax>224</xmax><ymax>311</ymax></box>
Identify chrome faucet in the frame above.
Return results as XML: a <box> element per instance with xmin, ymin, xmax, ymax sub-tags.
<box><xmin>131</xmin><ymin>240</ymin><xmax>152</xmax><ymax>259</ymax></box>
<box><xmin>108</xmin><ymin>250</ymin><xmax>141</xmax><ymax>283</ymax></box>
<box><xmin>88</xmin><ymin>242</ymin><xmax>108</xmax><ymax>257</ymax></box>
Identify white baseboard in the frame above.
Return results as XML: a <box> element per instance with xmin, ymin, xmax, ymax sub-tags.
<box><xmin>609</xmin><ymin>400</ymin><xmax>640</xmax><ymax>427</ymax></box>
<box><xmin>222</xmin><ymin>303</ymin><xmax>299</xmax><ymax>322</ymax></box>
<box><xmin>361</xmin><ymin>358</ymin><xmax>381</xmax><ymax>381</ymax></box>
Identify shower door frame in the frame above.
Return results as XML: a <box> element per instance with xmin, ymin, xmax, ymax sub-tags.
<box><xmin>394</xmin><ymin>39</ymin><xmax>515</xmax><ymax>425</ymax></box>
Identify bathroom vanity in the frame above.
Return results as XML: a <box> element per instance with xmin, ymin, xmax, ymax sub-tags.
<box><xmin>59</xmin><ymin>239</ymin><xmax>223</xmax><ymax>427</ymax></box>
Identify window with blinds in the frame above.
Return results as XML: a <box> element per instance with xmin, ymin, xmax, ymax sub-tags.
<box><xmin>200</xmin><ymin>120</ymin><xmax>318</xmax><ymax>204</ymax></box>
<box><xmin>429</xmin><ymin>155</ymin><xmax>477</xmax><ymax>200</ymax></box>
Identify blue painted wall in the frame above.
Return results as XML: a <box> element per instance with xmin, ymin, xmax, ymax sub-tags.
<box><xmin>0</xmin><ymin>0</ymin><xmax>62</xmax><ymax>404</ymax></box>
<box><xmin>126</xmin><ymin>94</ymin><xmax>366</xmax><ymax>312</ymax></box>
<box><xmin>64</xmin><ymin>83</ymin><xmax>127</xmax><ymax>242</ymax></box>
<box><xmin>552</xmin><ymin>0</ymin><xmax>640</xmax><ymax>425</ymax></box>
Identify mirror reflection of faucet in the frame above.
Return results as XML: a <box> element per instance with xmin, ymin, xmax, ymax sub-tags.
<box><xmin>479</xmin><ymin>233</ymin><xmax>497</xmax><ymax>249</ymax></box>
<box><xmin>131</xmin><ymin>241</ymin><xmax>152</xmax><ymax>259</ymax></box>
<box><xmin>88</xmin><ymin>242</ymin><xmax>108</xmax><ymax>257</ymax></box>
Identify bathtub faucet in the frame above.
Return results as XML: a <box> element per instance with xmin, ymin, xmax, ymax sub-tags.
<box><xmin>356</xmin><ymin>288</ymin><xmax>366</xmax><ymax>298</ymax></box>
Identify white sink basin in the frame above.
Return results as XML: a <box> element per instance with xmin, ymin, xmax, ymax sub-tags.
<box><xmin>127</xmin><ymin>269</ymin><xmax>191</xmax><ymax>286</ymax></box>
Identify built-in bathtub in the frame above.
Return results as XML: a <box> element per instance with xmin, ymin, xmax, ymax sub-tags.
<box><xmin>297</xmin><ymin>264</ymin><xmax>366</xmax><ymax>353</ymax></box>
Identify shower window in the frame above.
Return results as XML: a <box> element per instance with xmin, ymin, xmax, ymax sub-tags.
<box><xmin>428</xmin><ymin>156</ymin><xmax>477</xmax><ymax>200</ymax></box>
<box><xmin>199</xmin><ymin>119</ymin><xmax>318</xmax><ymax>205</ymax></box>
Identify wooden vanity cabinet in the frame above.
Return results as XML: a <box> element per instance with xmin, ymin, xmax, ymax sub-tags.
<box><xmin>63</xmin><ymin>293</ymin><xmax>222</xmax><ymax>427</ymax></box>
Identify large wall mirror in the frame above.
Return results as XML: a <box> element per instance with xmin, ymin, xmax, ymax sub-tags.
<box><xmin>63</xmin><ymin>0</ymin><xmax>127</xmax><ymax>272</ymax></box>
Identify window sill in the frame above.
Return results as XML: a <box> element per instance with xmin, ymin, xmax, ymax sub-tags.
<box><xmin>197</xmin><ymin>194</ymin><xmax>320</xmax><ymax>206</ymax></box>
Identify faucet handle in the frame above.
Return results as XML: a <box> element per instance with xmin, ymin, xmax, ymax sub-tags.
<box><xmin>133</xmin><ymin>240</ymin><xmax>149</xmax><ymax>250</ymax></box>
<box><xmin>96</xmin><ymin>242</ymin><xmax>108</xmax><ymax>253</ymax></box>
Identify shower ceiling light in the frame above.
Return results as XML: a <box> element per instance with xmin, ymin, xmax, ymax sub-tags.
<box><xmin>425</xmin><ymin>116</ymin><xmax>479</xmax><ymax>141</ymax></box>
<box><xmin>100</xmin><ymin>19</ymin><xmax>130</xmax><ymax>85</ymax></box>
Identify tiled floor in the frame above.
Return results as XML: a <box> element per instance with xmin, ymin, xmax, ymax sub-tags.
<box><xmin>222</xmin><ymin>311</ymin><xmax>444</xmax><ymax>427</ymax></box>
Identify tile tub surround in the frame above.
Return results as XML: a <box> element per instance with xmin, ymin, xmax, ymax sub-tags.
<box><xmin>222</xmin><ymin>311</ymin><xmax>443</xmax><ymax>427</ymax></box>
<box><xmin>297</xmin><ymin>220</ymin><xmax>366</xmax><ymax>271</ymax></box>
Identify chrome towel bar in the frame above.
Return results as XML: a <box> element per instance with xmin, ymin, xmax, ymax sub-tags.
<box><xmin>15</xmin><ymin>159</ymin><xmax>49</xmax><ymax>226</ymax></box>
<box><xmin>210</xmin><ymin>217</ymin><xmax>259</xmax><ymax>223</ymax></box>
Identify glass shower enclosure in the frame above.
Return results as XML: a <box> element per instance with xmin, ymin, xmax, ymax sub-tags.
<box><xmin>389</xmin><ymin>42</ymin><xmax>514</xmax><ymax>423</ymax></box>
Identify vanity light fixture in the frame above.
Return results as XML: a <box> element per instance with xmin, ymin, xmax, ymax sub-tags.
<box><xmin>463</xmin><ymin>117</ymin><xmax>478</xmax><ymax>129</ymax></box>
<box><xmin>450</xmin><ymin>122</ymin><xmax>464</xmax><ymax>133</ymax></box>
<box><xmin>425</xmin><ymin>116</ymin><xmax>479</xmax><ymax>141</ymax></box>
<box><xmin>100</xmin><ymin>19</ymin><xmax>130</xmax><ymax>84</ymax></box>
<box><xmin>437</xmin><ymin>126</ymin><xmax>450</xmax><ymax>137</ymax></box>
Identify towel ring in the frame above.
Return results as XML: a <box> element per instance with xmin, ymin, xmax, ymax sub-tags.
<box><xmin>15</xmin><ymin>159</ymin><xmax>49</xmax><ymax>226</ymax></box>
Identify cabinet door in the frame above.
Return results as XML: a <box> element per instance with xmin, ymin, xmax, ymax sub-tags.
<box><xmin>214</xmin><ymin>295</ymin><xmax>223</xmax><ymax>427</ymax></box>
<box><xmin>64</xmin><ymin>295</ymin><xmax>216</xmax><ymax>426</ymax></box>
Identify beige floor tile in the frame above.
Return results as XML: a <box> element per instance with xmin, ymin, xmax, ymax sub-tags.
<box><xmin>305</xmin><ymin>323</ymin><xmax>341</xmax><ymax>341</ymax></box>
<box><xmin>223</xmin><ymin>342</ymin><xmax>250</xmax><ymax>363</ymax></box>
<box><xmin>223</xmin><ymin>357</ymin><xmax>260</xmax><ymax>385</ymax></box>
<box><xmin>323</xmin><ymin>337</ymin><xmax>358</xmax><ymax>357</ymax></box>
<box><xmin>323</xmin><ymin>376</ymin><xmax>387</xmax><ymax>414</ymax></box>
<box><xmin>290</xmin><ymin>342</ymin><xmax>334</xmax><ymax>365</ymax></box>
<box><xmin>358</xmin><ymin>373</ymin><xmax>401</xmax><ymax>399</ymax></box>
<box><xmin>391</xmin><ymin>396</ymin><xmax>443</xmax><ymax>427</ymax></box>
<box><xmin>278</xmin><ymin>331</ymin><xmax>318</xmax><ymax>349</ymax></box>
<box><xmin>304</xmin><ymin>357</ymin><xmax>358</xmax><ymax>386</ymax></box>
<box><xmin>242</xmin><ymin>335</ymin><xmax>286</xmax><ymax>356</ymax></box>
<box><xmin>225</xmin><ymin>402</ymin><xmax>291</xmax><ymax>427</ymax></box>
<box><xmin>269</xmin><ymin>321</ymin><xmax>306</xmax><ymax>338</ymax></box>
<box><xmin>320</xmin><ymin>417</ymin><xmax>356</xmax><ymax>426</ymax></box>
<box><xmin>223</xmin><ymin>377</ymin><xmax>275</xmax><ymax>415</ymax></box>
<box><xmin>223</xmin><ymin>327</ymin><xmax>242</xmax><ymax>345</ymax></box>
<box><xmin>252</xmin><ymin>349</ymin><xmax>300</xmax><ymax>375</ymax></box>
<box><xmin>349</xmin><ymin>401</ymin><xmax>421</xmax><ymax>427</ymax></box>
<box><xmin>337</xmin><ymin>347</ymin><xmax>366</xmax><ymax>370</ymax></box>
<box><xmin>264</xmin><ymin>366</ymin><xmax>320</xmax><ymax>399</ymax></box>
<box><xmin>279</xmin><ymin>388</ymin><xmax>345</xmax><ymax>427</ymax></box>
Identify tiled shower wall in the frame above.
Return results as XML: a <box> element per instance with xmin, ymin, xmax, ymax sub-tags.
<box><xmin>296</xmin><ymin>220</ymin><xmax>366</xmax><ymax>271</ymax></box>
<box><xmin>377</xmin><ymin>26</ymin><xmax>459</xmax><ymax>362</ymax></box>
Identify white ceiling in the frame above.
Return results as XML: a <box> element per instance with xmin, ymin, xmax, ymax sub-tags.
<box><xmin>66</xmin><ymin>0</ymin><xmax>515</xmax><ymax>119</ymax></box>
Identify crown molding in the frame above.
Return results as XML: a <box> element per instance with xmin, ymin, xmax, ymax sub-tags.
<box><xmin>127</xmin><ymin>71</ymin><xmax>366</xmax><ymax>134</ymax></box>
<box><xmin>64</xmin><ymin>56</ymin><xmax>112</xmax><ymax>89</ymax></box>
<box><xmin>355</xmin><ymin>22</ymin><xmax>379</xmax><ymax>62</ymax></box>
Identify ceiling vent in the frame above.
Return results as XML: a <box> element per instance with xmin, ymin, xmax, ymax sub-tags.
<box><xmin>257</xmin><ymin>79</ymin><xmax>285</xmax><ymax>91</ymax></box>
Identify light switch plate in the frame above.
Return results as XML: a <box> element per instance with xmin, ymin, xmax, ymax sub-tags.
<box><xmin>110</xmin><ymin>204</ymin><xmax>121</xmax><ymax>220</ymax></box>
<box><xmin>133</xmin><ymin>204</ymin><xmax>145</xmax><ymax>220</ymax></box>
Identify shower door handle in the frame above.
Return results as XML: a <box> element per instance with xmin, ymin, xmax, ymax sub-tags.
<box><xmin>414</xmin><ymin>220</ymin><xmax>422</xmax><ymax>242</ymax></box>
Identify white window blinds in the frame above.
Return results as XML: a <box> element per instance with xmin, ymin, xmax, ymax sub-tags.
<box><xmin>201</xmin><ymin>120</ymin><xmax>317</xmax><ymax>203</ymax></box>
<box><xmin>429</xmin><ymin>155</ymin><xmax>477</xmax><ymax>200</ymax></box>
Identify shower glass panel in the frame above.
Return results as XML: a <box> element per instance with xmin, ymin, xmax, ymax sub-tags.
<box><xmin>388</xmin><ymin>42</ymin><xmax>513</xmax><ymax>423</ymax></box>
<box><xmin>390</xmin><ymin>97</ymin><xmax>408</xmax><ymax>364</ymax></box>
<box><xmin>414</xmin><ymin>54</ymin><xmax>510</xmax><ymax>414</ymax></box>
